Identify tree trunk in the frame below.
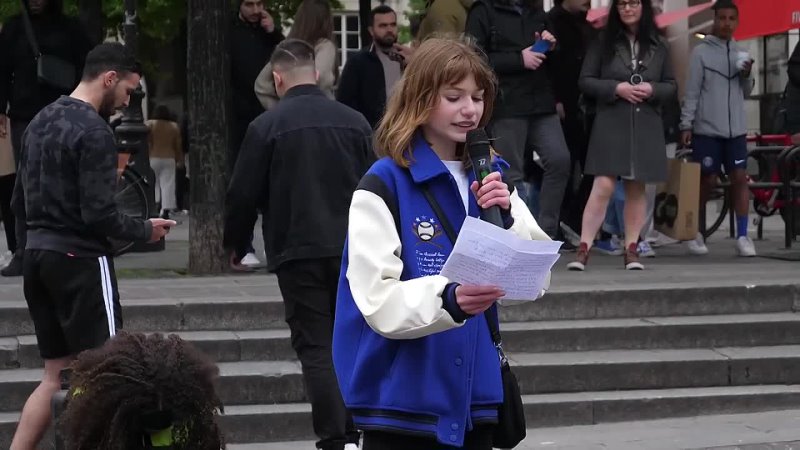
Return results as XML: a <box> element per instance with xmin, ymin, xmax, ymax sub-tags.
<box><xmin>78</xmin><ymin>0</ymin><xmax>104</xmax><ymax>45</ymax></box>
<box><xmin>186</xmin><ymin>0</ymin><xmax>230</xmax><ymax>274</ymax></box>
<box><xmin>359</xmin><ymin>0</ymin><xmax>371</xmax><ymax>48</ymax></box>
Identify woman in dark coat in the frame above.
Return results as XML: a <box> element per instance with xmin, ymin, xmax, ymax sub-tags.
<box><xmin>568</xmin><ymin>0</ymin><xmax>676</xmax><ymax>271</ymax></box>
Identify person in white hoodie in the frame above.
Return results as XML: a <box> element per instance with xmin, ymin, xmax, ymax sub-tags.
<box><xmin>679</xmin><ymin>0</ymin><xmax>755</xmax><ymax>257</ymax></box>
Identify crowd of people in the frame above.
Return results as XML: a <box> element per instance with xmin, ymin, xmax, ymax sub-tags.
<box><xmin>0</xmin><ymin>0</ymin><xmax>785</xmax><ymax>449</ymax></box>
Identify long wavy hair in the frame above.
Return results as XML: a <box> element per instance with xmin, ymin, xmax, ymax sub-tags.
<box><xmin>287</xmin><ymin>0</ymin><xmax>333</xmax><ymax>46</ymax></box>
<box><xmin>374</xmin><ymin>36</ymin><xmax>497</xmax><ymax>167</ymax></box>
<box><xmin>602</xmin><ymin>0</ymin><xmax>658</xmax><ymax>61</ymax></box>
<box><xmin>60</xmin><ymin>332</ymin><xmax>224</xmax><ymax>450</ymax></box>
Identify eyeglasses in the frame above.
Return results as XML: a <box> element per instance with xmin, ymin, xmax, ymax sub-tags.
<box><xmin>617</xmin><ymin>0</ymin><xmax>641</xmax><ymax>10</ymax></box>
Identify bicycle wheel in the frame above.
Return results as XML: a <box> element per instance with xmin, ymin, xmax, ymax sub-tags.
<box><xmin>110</xmin><ymin>168</ymin><xmax>150</xmax><ymax>256</ymax></box>
<box><xmin>703</xmin><ymin>173</ymin><xmax>729</xmax><ymax>239</ymax></box>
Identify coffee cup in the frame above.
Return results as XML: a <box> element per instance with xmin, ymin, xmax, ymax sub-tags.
<box><xmin>736</xmin><ymin>51</ymin><xmax>753</xmax><ymax>70</ymax></box>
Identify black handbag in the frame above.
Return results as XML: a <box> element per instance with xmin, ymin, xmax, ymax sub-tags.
<box><xmin>420</xmin><ymin>186</ymin><xmax>527</xmax><ymax>449</ymax></box>
<box><xmin>19</xmin><ymin>0</ymin><xmax>77</xmax><ymax>92</ymax></box>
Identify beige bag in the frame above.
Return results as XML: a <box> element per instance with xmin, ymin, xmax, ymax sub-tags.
<box><xmin>654</xmin><ymin>159</ymin><xmax>701</xmax><ymax>241</ymax></box>
<box><xmin>254</xmin><ymin>62</ymin><xmax>280</xmax><ymax>111</ymax></box>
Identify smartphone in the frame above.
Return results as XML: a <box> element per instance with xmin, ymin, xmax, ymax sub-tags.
<box><xmin>530</xmin><ymin>39</ymin><xmax>551</xmax><ymax>54</ymax></box>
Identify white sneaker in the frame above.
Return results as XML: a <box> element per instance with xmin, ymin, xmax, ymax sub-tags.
<box><xmin>736</xmin><ymin>236</ymin><xmax>757</xmax><ymax>257</ymax></box>
<box><xmin>344</xmin><ymin>444</ymin><xmax>360</xmax><ymax>450</ymax></box>
<box><xmin>648</xmin><ymin>230</ymin><xmax>679</xmax><ymax>248</ymax></box>
<box><xmin>559</xmin><ymin>222</ymin><xmax>581</xmax><ymax>247</ymax></box>
<box><xmin>686</xmin><ymin>233</ymin><xmax>709</xmax><ymax>255</ymax></box>
<box><xmin>240</xmin><ymin>252</ymin><xmax>261</xmax><ymax>266</ymax></box>
<box><xmin>638</xmin><ymin>241</ymin><xmax>656</xmax><ymax>258</ymax></box>
<box><xmin>0</xmin><ymin>251</ymin><xmax>12</xmax><ymax>268</ymax></box>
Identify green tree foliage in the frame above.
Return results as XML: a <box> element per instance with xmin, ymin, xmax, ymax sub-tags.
<box><xmin>399</xmin><ymin>0</ymin><xmax>427</xmax><ymax>43</ymax></box>
<box><xmin>232</xmin><ymin>0</ymin><xmax>343</xmax><ymax>28</ymax></box>
<box><xmin>0</xmin><ymin>0</ymin><xmax>184</xmax><ymax>44</ymax></box>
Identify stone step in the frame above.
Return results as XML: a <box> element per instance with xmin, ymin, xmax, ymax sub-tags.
<box><xmin>0</xmin><ymin>330</ymin><xmax>295</xmax><ymax>370</ymax></box>
<box><xmin>2</xmin><ymin>283</ymin><xmax>797</xmax><ymax>337</ymax></box>
<box><xmin>4</xmin><ymin>312</ymin><xmax>800</xmax><ymax>369</ymax></box>
<box><xmin>151</xmin><ymin>384</ymin><xmax>800</xmax><ymax>444</ymax></box>
<box><xmin>3</xmin><ymin>385</ymin><xmax>800</xmax><ymax>447</ymax></box>
<box><xmin>4</xmin><ymin>345</ymin><xmax>800</xmax><ymax>413</ymax></box>
<box><xmin>0</xmin><ymin>296</ymin><xmax>288</xmax><ymax>337</ymax></box>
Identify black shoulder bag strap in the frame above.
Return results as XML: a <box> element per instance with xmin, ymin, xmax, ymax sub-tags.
<box><xmin>19</xmin><ymin>0</ymin><xmax>42</xmax><ymax>60</ymax></box>
<box><xmin>419</xmin><ymin>185</ymin><xmax>509</xmax><ymax>367</ymax></box>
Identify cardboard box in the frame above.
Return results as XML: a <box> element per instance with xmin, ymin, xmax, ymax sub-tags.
<box><xmin>654</xmin><ymin>159</ymin><xmax>701</xmax><ymax>241</ymax></box>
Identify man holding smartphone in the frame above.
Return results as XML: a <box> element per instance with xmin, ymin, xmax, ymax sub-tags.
<box><xmin>229</xmin><ymin>0</ymin><xmax>284</xmax><ymax>267</ymax></box>
<box><xmin>466</xmin><ymin>0</ymin><xmax>572</xmax><ymax>243</ymax></box>
<box><xmin>9</xmin><ymin>43</ymin><xmax>174</xmax><ymax>450</ymax></box>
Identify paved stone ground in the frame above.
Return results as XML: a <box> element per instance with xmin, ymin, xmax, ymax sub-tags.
<box><xmin>227</xmin><ymin>409</ymin><xmax>800</xmax><ymax>450</ymax></box>
<box><xmin>1</xmin><ymin>212</ymin><xmax>796</xmax><ymax>289</ymax></box>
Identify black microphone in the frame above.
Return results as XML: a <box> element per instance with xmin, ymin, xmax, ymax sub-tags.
<box><xmin>467</xmin><ymin>128</ymin><xmax>504</xmax><ymax>228</ymax></box>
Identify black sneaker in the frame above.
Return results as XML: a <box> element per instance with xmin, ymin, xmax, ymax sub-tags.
<box><xmin>560</xmin><ymin>240</ymin><xmax>577</xmax><ymax>252</ymax></box>
<box><xmin>553</xmin><ymin>231</ymin><xmax>577</xmax><ymax>252</ymax></box>
<box><xmin>1</xmin><ymin>255</ymin><xmax>23</xmax><ymax>277</ymax></box>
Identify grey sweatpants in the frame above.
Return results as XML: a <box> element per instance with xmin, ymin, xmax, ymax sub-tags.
<box><xmin>489</xmin><ymin>114</ymin><xmax>571</xmax><ymax>236</ymax></box>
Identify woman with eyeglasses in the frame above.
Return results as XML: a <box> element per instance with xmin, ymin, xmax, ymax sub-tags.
<box><xmin>567</xmin><ymin>0</ymin><xmax>676</xmax><ymax>271</ymax></box>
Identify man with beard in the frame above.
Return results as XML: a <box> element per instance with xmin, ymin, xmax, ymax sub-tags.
<box><xmin>337</xmin><ymin>5</ymin><xmax>414</xmax><ymax>128</ymax></box>
<box><xmin>229</xmin><ymin>0</ymin><xmax>284</xmax><ymax>268</ymax></box>
<box><xmin>0</xmin><ymin>0</ymin><xmax>93</xmax><ymax>276</ymax></box>
<box><xmin>9</xmin><ymin>43</ymin><xmax>173</xmax><ymax>450</ymax></box>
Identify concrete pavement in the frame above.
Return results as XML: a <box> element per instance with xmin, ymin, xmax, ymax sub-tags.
<box><xmin>228</xmin><ymin>409</ymin><xmax>800</xmax><ymax>449</ymax></box>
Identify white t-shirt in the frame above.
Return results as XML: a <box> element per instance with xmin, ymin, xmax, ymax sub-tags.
<box><xmin>442</xmin><ymin>160</ymin><xmax>470</xmax><ymax>214</ymax></box>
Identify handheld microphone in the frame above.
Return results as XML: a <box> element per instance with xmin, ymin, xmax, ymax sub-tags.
<box><xmin>467</xmin><ymin>128</ymin><xmax>504</xmax><ymax>228</ymax></box>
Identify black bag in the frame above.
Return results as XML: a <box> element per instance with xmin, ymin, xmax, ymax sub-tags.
<box><xmin>19</xmin><ymin>0</ymin><xmax>77</xmax><ymax>92</ymax></box>
<box><xmin>420</xmin><ymin>186</ymin><xmax>527</xmax><ymax>449</ymax></box>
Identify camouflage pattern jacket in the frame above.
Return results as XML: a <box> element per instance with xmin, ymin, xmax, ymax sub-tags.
<box><xmin>12</xmin><ymin>96</ymin><xmax>151</xmax><ymax>256</ymax></box>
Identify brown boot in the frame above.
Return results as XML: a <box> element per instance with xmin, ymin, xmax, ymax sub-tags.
<box><xmin>567</xmin><ymin>243</ymin><xmax>590</xmax><ymax>271</ymax></box>
<box><xmin>624</xmin><ymin>243</ymin><xmax>644</xmax><ymax>270</ymax></box>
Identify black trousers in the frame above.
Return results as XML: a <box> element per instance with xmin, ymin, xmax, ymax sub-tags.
<box><xmin>276</xmin><ymin>257</ymin><xmax>359</xmax><ymax>450</ymax></box>
<box><xmin>10</xmin><ymin>119</ymin><xmax>29</xmax><ymax>258</ymax></box>
<box><xmin>363</xmin><ymin>425</ymin><xmax>494</xmax><ymax>450</ymax></box>
<box><xmin>0</xmin><ymin>173</ymin><xmax>16</xmax><ymax>253</ymax></box>
<box><xmin>560</xmin><ymin>114</ymin><xmax>594</xmax><ymax>235</ymax></box>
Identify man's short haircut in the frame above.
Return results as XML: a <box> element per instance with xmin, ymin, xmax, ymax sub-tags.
<box><xmin>369</xmin><ymin>5</ymin><xmax>396</xmax><ymax>26</ymax></box>
<box><xmin>270</xmin><ymin>38</ymin><xmax>316</xmax><ymax>71</ymax></box>
<box><xmin>82</xmin><ymin>43</ymin><xmax>142</xmax><ymax>81</ymax></box>
<box><xmin>713</xmin><ymin>0</ymin><xmax>738</xmax><ymax>13</ymax></box>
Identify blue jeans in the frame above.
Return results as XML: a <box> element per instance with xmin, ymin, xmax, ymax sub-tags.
<box><xmin>602</xmin><ymin>180</ymin><xmax>626</xmax><ymax>236</ymax></box>
<box><xmin>519</xmin><ymin>181</ymin><xmax>541</xmax><ymax>220</ymax></box>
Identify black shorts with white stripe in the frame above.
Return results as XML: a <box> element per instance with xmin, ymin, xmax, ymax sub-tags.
<box><xmin>23</xmin><ymin>249</ymin><xmax>122</xmax><ymax>359</ymax></box>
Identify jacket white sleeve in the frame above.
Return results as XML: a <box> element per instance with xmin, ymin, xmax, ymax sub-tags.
<box><xmin>502</xmin><ymin>189</ymin><xmax>552</xmax><ymax>300</ymax></box>
<box><xmin>346</xmin><ymin>190</ymin><xmax>464</xmax><ymax>340</ymax></box>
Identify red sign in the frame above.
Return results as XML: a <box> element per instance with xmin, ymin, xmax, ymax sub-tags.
<box><xmin>734</xmin><ymin>0</ymin><xmax>800</xmax><ymax>40</ymax></box>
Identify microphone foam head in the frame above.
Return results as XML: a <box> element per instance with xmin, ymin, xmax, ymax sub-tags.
<box><xmin>467</xmin><ymin>128</ymin><xmax>491</xmax><ymax>159</ymax></box>
<box><xmin>466</xmin><ymin>128</ymin><xmax>489</xmax><ymax>145</ymax></box>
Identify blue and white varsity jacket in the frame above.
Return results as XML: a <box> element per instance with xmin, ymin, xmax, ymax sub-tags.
<box><xmin>333</xmin><ymin>136</ymin><xmax>551</xmax><ymax>447</ymax></box>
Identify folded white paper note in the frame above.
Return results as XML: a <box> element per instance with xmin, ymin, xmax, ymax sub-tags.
<box><xmin>440</xmin><ymin>216</ymin><xmax>561</xmax><ymax>301</ymax></box>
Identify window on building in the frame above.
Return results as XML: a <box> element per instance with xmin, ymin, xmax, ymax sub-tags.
<box><xmin>334</xmin><ymin>12</ymin><xmax>361</xmax><ymax>71</ymax></box>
